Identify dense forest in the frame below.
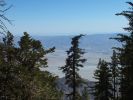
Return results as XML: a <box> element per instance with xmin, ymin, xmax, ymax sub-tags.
<box><xmin>0</xmin><ymin>0</ymin><xmax>133</xmax><ymax>100</ymax></box>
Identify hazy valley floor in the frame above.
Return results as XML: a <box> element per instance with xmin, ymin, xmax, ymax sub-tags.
<box><xmin>36</xmin><ymin>33</ymin><xmax>120</xmax><ymax>81</ymax></box>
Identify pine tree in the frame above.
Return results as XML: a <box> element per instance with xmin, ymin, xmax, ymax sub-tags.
<box><xmin>0</xmin><ymin>32</ymin><xmax>60</xmax><ymax>99</ymax></box>
<box><xmin>0</xmin><ymin>1</ymin><xmax>61</xmax><ymax>99</ymax></box>
<box><xmin>93</xmin><ymin>59</ymin><xmax>112</xmax><ymax>100</ymax></box>
<box><xmin>60</xmin><ymin>34</ymin><xmax>86</xmax><ymax>100</ymax></box>
<box><xmin>112</xmin><ymin>2</ymin><xmax>133</xmax><ymax>100</ymax></box>
<box><xmin>0</xmin><ymin>31</ymin><xmax>16</xmax><ymax>99</ymax></box>
<box><xmin>17</xmin><ymin>32</ymin><xmax>55</xmax><ymax>99</ymax></box>
<box><xmin>109</xmin><ymin>50</ymin><xmax>119</xmax><ymax>100</ymax></box>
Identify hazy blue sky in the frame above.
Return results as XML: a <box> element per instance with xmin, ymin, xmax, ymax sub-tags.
<box><xmin>6</xmin><ymin>0</ymin><xmax>128</xmax><ymax>36</ymax></box>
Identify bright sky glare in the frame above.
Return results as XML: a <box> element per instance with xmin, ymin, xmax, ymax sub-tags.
<box><xmin>6</xmin><ymin>0</ymin><xmax>129</xmax><ymax>36</ymax></box>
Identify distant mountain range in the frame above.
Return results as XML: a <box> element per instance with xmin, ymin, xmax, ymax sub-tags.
<box><xmin>15</xmin><ymin>33</ymin><xmax>120</xmax><ymax>53</ymax></box>
<box><xmin>33</xmin><ymin>33</ymin><xmax>120</xmax><ymax>53</ymax></box>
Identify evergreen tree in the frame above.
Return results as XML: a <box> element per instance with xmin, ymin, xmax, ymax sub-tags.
<box><xmin>0</xmin><ymin>31</ymin><xmax>17</xmax><ymax>99</ymax></box>
<box><xmin>112</xmin><ymin>2</ymin><xmax>133</xmax><ymax>100</ymax></box>
<box><xmin>0</xmin><ymin>1</ymin><xmax>61</xmax><ymax>99</ymax></box>
<box><xmin>60</xmin><ymin>34</ymin><xmax>86</xmax><ymax>100</ymax></box>
<box><xmin>0</xmin><ymin>32</ymin><xmax>61</xmax><ymax>99</ymax></box>
<box><xmin>93</xmin><ymin>59</ymin><xmax>112</xmax><ymax>100</ymax></box>
<box><xmin>16</xmin><ymin>32</ymin><xmax>55</xmax><ymax>99</ymax></box>
<box><xmin>109</xmin><ymin>50</ymin><xmax>119</xmax><ymax>100</ymax></box>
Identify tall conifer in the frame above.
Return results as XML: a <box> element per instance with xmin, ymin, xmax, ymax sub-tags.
<box><xmin>93</xmin><ymin>59</ymin><xmax>112</xmax><ymax>100</ymax></box>
<box><xmin>112</xmin><ymin>2</ymin><xmax>133</xmax><ymax>100</ymax></box>
<box><xmin>60</xmin><ymin>34</ymin><xmax>86</xmax><ymax>100</ymax></box>
<box><xmin>109</xmin><ymin>50</ymin><xmax>119</xmax><ymax>100</ymax></box>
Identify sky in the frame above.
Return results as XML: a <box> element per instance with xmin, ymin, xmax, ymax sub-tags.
<box><xmin>6</xmin><ymin>0</ymin><xmax>129</xmax><ymax>36</ymax></box>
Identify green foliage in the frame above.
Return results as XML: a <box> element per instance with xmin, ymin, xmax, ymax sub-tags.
<box><xmin>0</xmin><ymin>32</ymin><xmax>61</xmax><ymax>100</ymax></box>
<box><xmin>0</xmin><ymin>31</ymin><xmax>17</xmax><ymax>99</ymax></box>
<box><xmin>93</xmin><ymin>59</ymin><xmax>112</xmax><ymax>100</ymax></box>
<box><xmin>30</xmin><ymin>71</ymin><xmax>61</xmax><ymax>100</ymax></box>
<box><xmin>112</xmin><ymin>2</ymin><xmax>133</xmax><ymax>100</ymax></box>
<box><xmin>60</xmin><ymin>34</ymin><xmax>86</xmax><ymax>100</ymax></box>
<box><xmin>109</xmin><ymin>50</ymin><xmax>119</xmax><ymax>100</ymax></box>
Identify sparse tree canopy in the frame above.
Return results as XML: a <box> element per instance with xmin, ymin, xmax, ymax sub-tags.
<box><xmin>60</xmin><ymin>34</ymin><xmax>86</xmax><ymax>100</ymax></box>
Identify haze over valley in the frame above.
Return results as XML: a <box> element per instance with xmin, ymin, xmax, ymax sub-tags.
<box><xmin>32</xmin><ymin>33</ymin><xmax>120</xmax><ymax>80</ymax></box>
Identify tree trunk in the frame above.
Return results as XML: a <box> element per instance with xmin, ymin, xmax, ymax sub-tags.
<box><xmin>72</xmin><ymin>53</ymin><xmax>76</xmax><ymax>100</ymax></box>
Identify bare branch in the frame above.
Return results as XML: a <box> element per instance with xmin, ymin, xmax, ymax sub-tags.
<box><xmin>0</xmin><ymin>0</ymin><xmax>12</xmax><ymax>35</ymax></box>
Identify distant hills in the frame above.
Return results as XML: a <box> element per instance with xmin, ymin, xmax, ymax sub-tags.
<box><xmin>34</xmin><ymin>33</ymin><xmax>120</xmax><ymax>53</ymax></box>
